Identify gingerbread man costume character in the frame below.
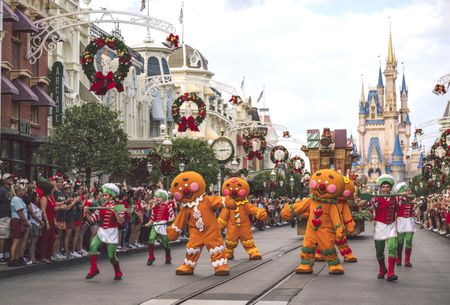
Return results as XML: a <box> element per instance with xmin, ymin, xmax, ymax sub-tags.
<box><xmin>281</xmin><ymin>169</ymin><xmax>346</xmax><ymax>274</ymax></box>
<box><xmin>218</xmin><ymin>177</ymin><xmax>268</xmax><ymax>260</ymax></box>
<box><xmin>167</xmin><ymin>171</ymin><xmax>237</xmax><ymax>276</ymax></box>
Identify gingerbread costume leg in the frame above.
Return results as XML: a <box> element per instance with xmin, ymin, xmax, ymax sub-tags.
<box><xmin>224</xmin><ymin>225</ymin><xmax>239</xmax><ymax>260</ymax></box>
<box><xmin>205</xmin><ymin>230</ymin><xmax>229</xmax><ymax>276</ymax></box>
<box><xmin>335</xmin><ymin>236</ymin><xmax>357</xmax><ymax>263</ymax></box>
<box><xmin>317</xmin><ymin>230</ymin><xmax>344</xmax><ymax>275</ymax></box>
<box><xmin>176</xmin><ymin>234</ymin><xmax>203</xmax><ymax>275</ymax></box>
<box><xmin>239</xmin><ymin>227</ymin><xmax>262</xmax><ymax>260</ymax></box>
<box><xmin>296</xmin><ymin>235</ymin><xmax>316</xmax><ymax>274</ymax></box>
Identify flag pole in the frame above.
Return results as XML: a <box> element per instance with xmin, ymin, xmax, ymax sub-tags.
<box><xmin>181</xmin><ymin>0</ymin><xmax>185</xmax><ymax>45</ymax></box>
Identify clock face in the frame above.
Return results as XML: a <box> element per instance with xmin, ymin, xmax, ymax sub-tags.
<box><xmin>212</xmin><ymin>138</ymin><xmax>234</xmax><ymax>162</ymax></box>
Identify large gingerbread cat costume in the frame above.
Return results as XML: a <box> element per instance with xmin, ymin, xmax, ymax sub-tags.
<box><xmin>281</xmin><ymin>169</ymin><xmax>346</xmax><ymax>274</ymax></box>
<box><xmin>218</xmin><ymin>177</ymin><xmax>268</xmax><ymax>260</ymax></box>
<box><xmin>167</xmin><ymin>171</ymin><xmax>237</xmax><ymax>276</ymax></box>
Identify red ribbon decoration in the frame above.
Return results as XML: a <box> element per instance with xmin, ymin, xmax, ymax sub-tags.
<box><xmin>178</xmin><ymin>116</ymin><xmax>199</xmax><ymax>132</ymax></box>
<box><xmin>89</xmin><ymin>71</ymin><xmax>124</xmax><ymax>95</ymax></box>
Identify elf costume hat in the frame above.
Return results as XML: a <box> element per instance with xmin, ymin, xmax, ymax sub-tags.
<box><xmin>376</xmin><ymin>174</ymin><xmax>395</xmax><ymax>187</ymax></box>
<box><xmin>154</xmin><ymin>189</ymin><xmax>168</xmax><ymax>201</ymax></box>
<box><xmin>394</xmin><ymin>182</ymin><xmax>410</xmax><ymax>194</ymax></box>
<box><xmin>102</xmin><ymin>183</ymin><xmax>120</xmax><ymax>197</ymax></box>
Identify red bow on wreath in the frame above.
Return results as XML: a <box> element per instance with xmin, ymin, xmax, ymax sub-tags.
<box><xmin>89</xmin><ymin>71</ymin><xmax>124</xmax><ymax>95</ymax></box>
<box><xmin>178</xmin><ymin>116</ymin><xmax>199</xmax><ymax>132</ymax></box>
<box><xmin>247</xmin><ymin>150</ymin><xmax>263</xmax><ymax>160</ymax></box>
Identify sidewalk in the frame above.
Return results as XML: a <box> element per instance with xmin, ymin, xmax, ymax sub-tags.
<box><xmin>0</xmin><ymin>239</ymin><xmax>186</xmax><ymax>280</ymax></box>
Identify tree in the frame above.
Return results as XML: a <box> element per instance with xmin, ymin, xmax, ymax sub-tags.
<box><xmin>40</xmin><ymin>102</ymin><xmax>130</xmax><ymax>186</ymax></box>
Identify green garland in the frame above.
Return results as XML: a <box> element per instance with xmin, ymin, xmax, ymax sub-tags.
<box><xmin>288</xmin><ymin>156</ymin><xmax>305</xmax><ymax>174</ymax></box>
<box><xmin>439</xmin><ymin>129</ymin><xmax>450</xmax><ymax>153</ymax></box>
<box><xmin>172</xmin><ymin>93</ymin><xmax>206</xmax><ymax>129</ymax></box>
<box><xmin>270</xmin><ymin>145</ymin><xmax>289</xmax><ymax>164</ymax></box>
<box><xmin>310</xmin><ymin>194</ymin><xmax>338</xmax><ymax>204</ymax></box>
<box><xmin>80</xmin><ymin>35</ymin><xmax>131</xmax><ymax>93</ymax></box>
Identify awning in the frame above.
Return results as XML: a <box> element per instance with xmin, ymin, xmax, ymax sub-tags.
<box><xmin>3</xmin><ymin>3</ymin><xmax>19</xmax><ymax>22</ymax></box>
<box><xmin>31</xmin><ymin>86</ymin><xmax>56</xmax><ymax>107</ymax></box>
<box><xmin>12</xmin><ymin>79</ymin><xmax>39</xmax><ymax>102</ymax></box>
<box><xmin>13</xmin><ymin>9</ymin><xmax>38</xmax><ymax>33</ymax></box>
<box><xmin>150</xmin><ymin>97</ymin><xmax>165</xmax><ymax>121</ymax></box>
<box><xmin>166</xmin><ymin>96</ymin><xmax>174</xmax><ymax>122</ymax></box>
<box><xmin>1</xmin><ymin>75</ymin><xmax>19</xmax><ymax>95</ymax></box>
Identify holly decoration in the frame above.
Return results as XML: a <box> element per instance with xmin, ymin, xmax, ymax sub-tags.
<box><xmin>172</xmin><ymin>93</ymin><xmax>207</xmax><ymax>132</ymax></box>
<box><xmin>165</xmin><ymin>33</ymin><xmax>179</xmax><ymax>49</ymax></box>
<box><xmin>288</xmin><ymin>156</ymin><xmax>305</xmax><ymax>174</ymax></box>
<box><xmin>270</xmin><ymin>145</ymin><xmax>289</xmax><ymax>165</ymax></box>
<box><xmin>80</xmin><ymin>35</ymin><xmax>132</xmax><ymax>95</ymax></box>
<box><xmin>439</xmin><ymin>129</ymin><xmax>450</xmax><ymax>154</ymax></box>
<box><xmin>312</xmin><ymin>205</ymin><xmax>322</xmax><ymax>231</ymax></box>
<box><xmin>229</xmin><ymin>95</ymin><xmax>242</xmax><ymax>105</ymax></box>
<box><xmin>243</xmin><ymin>129</ymin><xmax>267</xmax><ymax>160</ymax></box>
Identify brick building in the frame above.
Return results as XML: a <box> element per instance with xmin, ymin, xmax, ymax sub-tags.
<box><xmin>1</xmin><ymin>1</ymin><xmax>55</xmax><ymax>179</ymax></box>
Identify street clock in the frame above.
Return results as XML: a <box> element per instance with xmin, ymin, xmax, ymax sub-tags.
<box><xmin>211</xmin><ymin>137</ymin><xmax>234</xmax><ymax>164</ymax></box>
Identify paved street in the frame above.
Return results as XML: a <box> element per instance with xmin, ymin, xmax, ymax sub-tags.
<box><xmin>0</xmin><ymin>224</ymin><xmax>449</xmax><ymax>305</ymax></box>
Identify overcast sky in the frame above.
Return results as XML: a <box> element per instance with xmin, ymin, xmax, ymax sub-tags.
<box><xmin>87</xmin><ymin>0</ymin><xmax>449</xmax><ymax>152</ymax></box>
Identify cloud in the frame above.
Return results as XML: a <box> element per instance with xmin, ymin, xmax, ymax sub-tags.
<box><xmin>88</xmin><ymin>0</ymin><xmax>449</xmax><ymax>151</ymax></box>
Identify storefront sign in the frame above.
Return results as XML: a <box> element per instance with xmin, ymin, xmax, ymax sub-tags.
<box><xmin>129</xmin><ymin>148</ymin><xmax>153</xmax><ymax>157</ymax></box>
<box><xmin>51</xmin><ymin>61</ymin><xmax>64</xmax><ymax>126</ymax></box>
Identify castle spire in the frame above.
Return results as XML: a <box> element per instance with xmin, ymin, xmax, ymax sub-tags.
<box><xmin>387</xmin><ymin>21</ymin><xmax>396</xmax><ymax>65</ymax></box>
<box><xmin>401</xmin><ymin>64</ymin><xmax>407</xmax><ymax>94</ymax></box>
<box><xmin>360</xmin><ymin>75</ymin><xmax>366</xmax><ymax>102</ymax></box>
<box><xmin>378</xmin><ymin>66</ymin><xmax>384</xmax><ymax>87</ymax></box>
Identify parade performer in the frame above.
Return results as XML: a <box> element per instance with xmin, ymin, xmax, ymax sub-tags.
<box><xmin>314</xmin><ymin>176</ymin><xmax>357</xmax><ymax>262</ymax></box>
<box><xmin>361</xmin><ymin>174</ymin><xmax>400</xmax><ymax>281</ymax></box>
<box><xmin>84</xmin><ymin>183</ymin><xmax>124</xmax><ymax>280</ymax></box>
<box><xmin>146</xmin><ymin>189</ymin><xmax>175</xmax><ymax>265</ymax></box>
<box><xmin>281</xmin><ymin>169</ymin><xmax>346</xmax><ymax>275</ymax></box>
<box><xmin>167</xmin><ymin>171</ymin><xmax>237</xmax><ymax>276</ymax></box>
<box><xmin>218</xmin><ymin>177</ymin><xmax>268</xmax><ymax>260</ymax></box>
<box><xmin>394</xmin><ymin>182</ymin><xmax>415</xmax><ymax>267</ymax></box>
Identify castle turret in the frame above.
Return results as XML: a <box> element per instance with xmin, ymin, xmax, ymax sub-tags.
<box><xmin>358</xmin><ymin>78</ymin><xmax>366</xmax><ymax>165</ymax></box>
<box><xmin>377</xmin><ymin>66</ymin><xmax>385</xmax><ymax>110</ymax></box>
<box><xmin>391</xmin><ymin>134</ymin><xmax>405</xmax><ymax>183</ymax></box>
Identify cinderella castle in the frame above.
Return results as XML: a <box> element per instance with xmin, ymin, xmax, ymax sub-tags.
<box><xmin>356</xmin><ymin>30</ymin><xmax>418</xmax><ymax>184</ymax></box>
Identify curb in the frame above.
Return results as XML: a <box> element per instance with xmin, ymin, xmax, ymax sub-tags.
<box><xmin>0</xmin><ymin>239</ymin><xmax>186</xmax><ymax>280</ymax></box>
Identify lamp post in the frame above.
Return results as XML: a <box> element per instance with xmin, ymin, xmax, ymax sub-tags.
<box><xmin>270</xmin><ymin>169</ymin><xmax>276</xmax><ymax>182</ymax></box>
<box><xmin>209</xmin><ymin>183</ymin><xmax>214</xmax><ymax>195</ymax></box>
<box><xmin>290</xmin><ymin>176</ymin><xmax>295</xmax><ymax>198</ymax></box>
<box><xmin>179</xmin><ymin>162</ymin><xmax>185</xmax><ymax>173</ymax></box>
<box><xmin>230</xmin><ymin>157</ymin><xmax>239</xmax><ymax>172</ymax></box>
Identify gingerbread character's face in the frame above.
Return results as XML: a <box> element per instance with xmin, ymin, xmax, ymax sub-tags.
<box><xmin>170</xmin><ymin>171</ymin><xmax>206</xmax><ymax>203</ymax></box>
<box><xmin>222</xmin><ymin>177</ymin><xmax>249</xmax><ymax>201</ymax></box>
<box><xmin>309</xmin><ymin>169</ymin><xmax>345</xmax><ymax>199</ymax></box>
<box><xmin>339</xmin><ymin>176</ymin><xmax>355</xmax><ymax>200</ymax></box>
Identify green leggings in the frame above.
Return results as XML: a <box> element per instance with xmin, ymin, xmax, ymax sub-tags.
<box><xmin>374</xmin><ymin>237</ymin><xmax>397</xmax><ymax>259</ymax></box>
<box><xmin>148</xmin><ymin>227</ymin><xmax>170</xmax><ymax>249</ymax></box>
<box><xmin>397</xmin><ymin>232</ymin><xmax>413</xmax><ymax>249</ymax></box>
<box><xmin>89</xmin><ymin>235</ymin><xmax>118</xmax><ymax>264</ymax></box>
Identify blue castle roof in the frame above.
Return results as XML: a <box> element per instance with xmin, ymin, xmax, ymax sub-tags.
<box><xmin>401</xmin><ymin>72</ymin><xmax>408</xmax><ymax>95</ymax></box>
<box><xmin>392</xmin><ymin>134</ymin><xmax>404</xmax><ymax>157</ymax></box>
<box><xmin>417</xmin><ymin>151</ymin><xmax>424</xmax><ymax>169</ymax></box>
<box><xmin>367</xmin><ymin>137</ymin><xmax>383</xmax><ymax>162</ymax></box>
<box><xmin>378</xmin><ymin>67</ymin><xmax>384</xmax><ymax>87</ymax></box>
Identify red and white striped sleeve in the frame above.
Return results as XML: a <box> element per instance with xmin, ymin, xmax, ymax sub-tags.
<box><xmin>168</xmin><ymin>204</ymin><xmax>175</xmax><ymax>222</ymax></box>
<box><xmin>90</xmin><ymin>210</ymin><xmax>100</xmax><ymax>223</ymax></box>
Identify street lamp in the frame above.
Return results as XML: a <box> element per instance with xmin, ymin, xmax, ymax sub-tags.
<box><xmin>270</xmin><ymin>169</ymin><xmax>277</xmax><ymax>182</ymax></box>
<box><xmin>280</xmin><ymin>180</ymin><xmax>284</xmax><ymax>187</ymax></box>
<box><xmin>179</xmin><ymin>162</ymin><xmax>185</xmax><ymax>172</ymax></box>
<box><xmin>230</xmin><ymin>158</ymin><xmax>239</xmax><ymax>172</ymax></box>
<box><xmin>146</xmin><ymin>162</ymin><xmax>153</xmax><ymax>174</ymax></box>
<box><xmin>162</xmin><ymin>135</ymin><xmax>173</xmax><ymax>159</ymax></box>
<box><xmin>209</xmin><ymin>183</ymin><xmax>214</xmax><ymax>195</ymax></box>
<box><xmin>437</xmin><ymin>181</ymin><xmax>441</xmax><ymax>188</ymax></box>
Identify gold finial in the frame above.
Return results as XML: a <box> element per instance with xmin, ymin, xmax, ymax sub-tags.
<box><xmin>387</xmin><ymin>17</ymin><xmax>397</xmax><ymax>65</ymax></box>
<box><xmin>360</xmin><ymin>74</ymin><xmax>365</xmax><ymax>102</ymax></box>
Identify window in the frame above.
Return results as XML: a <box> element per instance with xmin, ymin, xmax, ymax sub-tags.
<box><xmin>32</xmin><ymin>59</ymin><xmax>40</xmax><ymax>76</ymax></box>
<box><xmin>147</xmin><ymin>57</ymin><xmax>161</xmax><ymax>76</ymax></box>
<box><xmin>12</xmin><ymin>141</ymin><xmax>23</xmax><ymax>160</ymax></box>
<box><xmin>31</xmin><ymin>106</ymin><xmax>39</xmax><ymax>124</ymax></box>
<box><xmin>161</xmin><ymin>58</ymin><xmax>170</xmax><ymax>75</ymax></box>
<box><xmin>12</xmin><ymin>42</ymin><xmax>21</xmax><ymax>68</ymax></box>
<box><xmin>149</xmin><ymin>120</ymin><xmax>160</xmax><ymax>138</ymax></box>
<box><xmin>12</xmin><ymin>102</ymin><xmax>19</xmax><ymax>119</ymax></box>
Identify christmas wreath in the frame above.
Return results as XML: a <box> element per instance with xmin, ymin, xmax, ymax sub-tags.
<box><xmin>270</xmin><ymin>145</ymin><xmax>289</xmax><ymax>164</ymax></box>
<box><xmin>430</xmin><ymin>141</ymin><xmax>447</xmax><ymax>160</ymax></box>
<box><xmin>229</xmin><ymin>95</ymin><xmax>242</xmax><ymax>105</ymax></box>
<box><xmin>80</xmin><ymin>35</ymin><xmax>132</xmax><ymax>95</ymax></box>
<box><xmin>172</xmin><ymin>93</ymin><xmax>206</xmax><ymax>132</ymax></box>
<box><xmin>439</xmin><ymin>129</ymin><xmax>450</xmax><ymax>154</ymax></box>
<box><xmin>243</xmin><ymin>130</ymin><xmax>267</xmax><ymax>160</ymax></box>
<box><xmin>288</xmin><ymin>156</ymin><xmax>305</xmax><ymax>174</ymax></box>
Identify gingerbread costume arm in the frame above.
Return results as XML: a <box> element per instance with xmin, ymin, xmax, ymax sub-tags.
<box><xmin>330</xmin><ymin>204</ymin><xmax>345</xmax><ymax>240</ymax></box>
<box><xmin>167</xmin><ymin>208</ymin><xmax>188</xmax><ymax>241</ymax></box>
<box><xmin>281</xmin><ymin>198</ymin><xmax>312</xmax><ymax>221</ymax></box>
<box><xmin>245</xmin><ymin>202</ymin><xmax>268</xmax><ymax>221</ymax></box>
<box><xmin>341</xmin><ymin>202</ymin><xmax>356</xmax><ymax>234</ymax></box>
<box><xmin>207</xmin><ymin>195</ymin><xmax>237</xmax><ymax>210</ymax></box>
<box><xmin>218</xmin><ymin>208</ymin><xmax>230</xmax><ymax>230</ymax></box>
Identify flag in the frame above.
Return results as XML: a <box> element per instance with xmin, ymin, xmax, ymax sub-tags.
<box><xmin>179</xmin><ymin>6</ymin><xmax>183</xmax><ymax>23</ymax></box>
<box><xmin>256</xmin><ymin>89</ymin><xmax>264</xmax><ymax>103</ymax></box>
<box><xmin>140</xmin><ymin>0</ymin><xmax>146</xmax><ymax>12</ymax></box>
<box><xmin>240</xmin><ymin>76</ymin><xmax>245</xmax><ymax>91</ymax></box>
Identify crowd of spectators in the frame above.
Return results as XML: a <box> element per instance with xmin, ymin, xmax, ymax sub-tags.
<box><xmin>416</xmin><ymin>192</ymin><xmax>450</xmax><ymax>237</ymax></box>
